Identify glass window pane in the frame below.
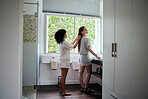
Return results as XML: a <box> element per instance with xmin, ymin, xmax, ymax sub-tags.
<box><xmin>86</xmin><ymin>18</ymin><xmax>100</xmax><ymax>54</ymax></box>
<box><xmin>48</xmin><ymin>16</ymin><xmax>58</xmax><ymax>53</ymax></box>
<box><xmin>47</xmin><ymin>15</ymin><xmax>101</xmax><ymax>54</ymax></box>
<box><xmin>75</xmin><ymin>18</ymin><xmax>85</xmax><ymax>35</ymax></box>
<box><xmin>85</xmin><ymin>18</ymin><xmax>96</xmax><ymax>47</ymax></box>
<box><xmin>58</xmin><ymin>16</ymin><xmax>74</xmax><ymax>53</ymax></box>
<box><xmin>58</xmin><ymin>16</ymin><xmax>74</xmax><ymax>44</ymax></box>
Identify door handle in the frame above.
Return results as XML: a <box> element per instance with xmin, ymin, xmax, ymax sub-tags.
<box><xmin>114</xmin><ymin>43</ymin><xmax>117</xmax><ymax>57</ymax></box>
<box><xmin>110</xmin><ymin>94</ymin><xmax>118</xmax><ymax>99</ymax></box>
<box><xmin>112</xmin><ymin>43</ymin><xmax>117</xmax><ymax>57</ymax></box>
<box><xmin>112</xmin><ymin>43</ymin><xmax>114</xmax><ymax>57</ymax></box>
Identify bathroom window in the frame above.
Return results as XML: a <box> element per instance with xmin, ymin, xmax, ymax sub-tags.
<box><xmin>45</xmin><ymin>14</ymin><xmax>102</xmax><ymax>54</ymax></box>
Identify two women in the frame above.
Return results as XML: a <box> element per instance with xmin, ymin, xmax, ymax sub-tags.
<box><xmin>54</xmin><ymin>26</ymin><xmax>100</xmax><ymax>96</ymax></box>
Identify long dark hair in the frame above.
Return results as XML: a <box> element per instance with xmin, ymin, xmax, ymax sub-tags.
<box><xmin>78</xmin><ymin>26</ymin><xmax>85</xmax><ymax>52</ymax></box>
<box><xmin>54</xmin><ymin>29</ymin><xmax>66</xmax><ymax>44</ymax></box>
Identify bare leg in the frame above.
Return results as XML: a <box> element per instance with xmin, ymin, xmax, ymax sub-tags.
<box><xmin>84</xmin><ymin>65</ymin><xmax>92</xmax><ymax>89</ymax></box>
<box><xmin>79</xmin><ymin>66</ymin><xmax>85</xmax><ymax>88</ymax></box>
<box><xmin>60</xmin><ymin>68</ymin><xmax>68</xmax><ymax>94</ymax></box>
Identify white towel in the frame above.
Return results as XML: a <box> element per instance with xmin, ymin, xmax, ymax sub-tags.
<box><xmin>50</xmin><ymin>59</ymin><xmax>58</xmax><ymax>70</ymax></box>
<box><xmin>72</xmin><ymin>60</ymin><xmax>79</xmax><ymax>71</ymax></box>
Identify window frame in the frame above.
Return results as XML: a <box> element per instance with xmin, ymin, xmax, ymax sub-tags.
<box><xmin>44</xmin><ymin>13</ymin><xmax>102</xmax><ymax>55</ymax></box>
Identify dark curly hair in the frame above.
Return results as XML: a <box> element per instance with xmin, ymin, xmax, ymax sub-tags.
<box><xmin>78</xmin><ymin>26</ymin><xmax>85</xmax><ymax>52</ymax></box>
<box><xmin>54</xmin><ymin>29</ymin><xmax>66</xmax><ymax>44</ymax></box>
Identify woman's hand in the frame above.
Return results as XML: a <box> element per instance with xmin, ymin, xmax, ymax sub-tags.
<box><xmin>96</xmin><ymin>55</ymin><xmax>101</xmax><ymax>60</ymax></box>
<box><xmin>77</xmin><ymin>35</ymin><xmax>81</xmax><ymax>40</ymax></box>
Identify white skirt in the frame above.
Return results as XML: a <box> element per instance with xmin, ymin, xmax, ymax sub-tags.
<box><xmin>59</xmin><ymin>59</ymin><xmax>70</xmax><ymax>68</ymax></box>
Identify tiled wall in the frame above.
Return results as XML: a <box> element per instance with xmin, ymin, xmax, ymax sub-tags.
<box><xmin>23</xmin><ymin>14</ymin><xmax>37</xmax><ymax>42</ymax></box>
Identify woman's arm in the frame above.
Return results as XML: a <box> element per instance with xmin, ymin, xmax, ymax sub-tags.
<box><xmin>88</xmin><ymin>46</ymin><xmax>100</xmax><ymax>59</ymax></box>
<box><xmin>71</xmin><ymin>37</ymin><xmax>77</xmax><ymax>45</ymax></box>
<box><xmin>73</xmin><ymin>35</ymin><xmax>81</xmax><ymax>48</ymax></box>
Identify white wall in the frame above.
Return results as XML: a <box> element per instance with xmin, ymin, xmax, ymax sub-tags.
<box><xmin>40</xmin><ymin>62</ymin><xmax>100</xmax><ymax>85</ymax></box>
<box><xmin>0</xmin><ymin>0</ymin><xmax>23</xmax><ymax>99</ymax></box>
<box><xmin>132</xmin><ymin>0</ymin><xmax>148</xmax><ymax>98</ymax></box>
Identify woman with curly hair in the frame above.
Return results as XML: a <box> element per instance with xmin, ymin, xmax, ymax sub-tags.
<box><xmin>54</xmin><ymin>29</ymin><xmax>77</xmax><ymax>96</ymax></box>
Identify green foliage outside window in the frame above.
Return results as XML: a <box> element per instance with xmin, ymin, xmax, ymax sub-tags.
<box><xmin>47</xmin><ymin>15</ymin><xmax>97</xmax><ymax>53</ymax></box>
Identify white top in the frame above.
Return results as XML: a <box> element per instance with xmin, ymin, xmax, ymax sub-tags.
<box><xmin>59</xmin><ymin>40</ymin><xmax>73</xmax><ymax>60</ymax></box>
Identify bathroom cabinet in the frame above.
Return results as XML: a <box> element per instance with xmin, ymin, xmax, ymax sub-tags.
<box><xmin>103</xmin><ymin>0</ymin><xmax>148</xmax><ymax>99</ymax></box>
<box><xmin>91</xmin><ymin>59</ymin><xmax>103</xmax><ymax>80</ymax></box>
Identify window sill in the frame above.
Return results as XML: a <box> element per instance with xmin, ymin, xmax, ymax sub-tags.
<box><xmin>41</xmin><ymin>53</ymin><xmax>79</xmax><ymax>63</ymax></box>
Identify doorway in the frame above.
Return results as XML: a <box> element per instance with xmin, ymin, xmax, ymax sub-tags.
<box><xmin>22</xmin><ymin>1</ymin><xmax>39</xmax><ymax>99</ymax></box>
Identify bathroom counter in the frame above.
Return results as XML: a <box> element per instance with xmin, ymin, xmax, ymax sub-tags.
<box><xmin>91</xmin><ymin>59</ymin><xmax>103</xmax><ymax>66</ymax></box>
<box><xmin>91</xmin><ymin>59</ymin><xmax>103</xmax><ymax>82</ymax></box>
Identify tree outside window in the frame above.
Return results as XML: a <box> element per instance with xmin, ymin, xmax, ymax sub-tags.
<box><xmin>47</xmin><ymin>15</ymin><xmax>100</xmax><ymax>54</ymax></box>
